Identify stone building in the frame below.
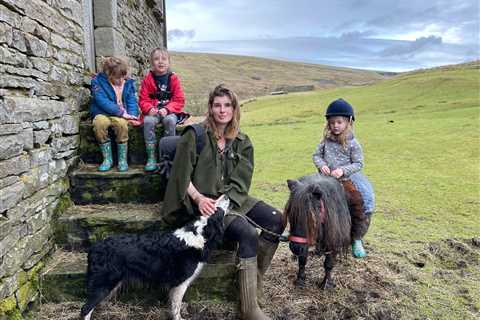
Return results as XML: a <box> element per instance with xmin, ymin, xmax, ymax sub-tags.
<box><xmin>0</xmin><ymin>0</ymin><xmax>166</xmax><ymax>317</ymax></box>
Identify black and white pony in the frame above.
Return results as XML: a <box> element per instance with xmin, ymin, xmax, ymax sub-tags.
<box><xmin>284</xmin><ymin>174</ymin><xmax>351</xmax><ymax>289</ymax></box>
<box><xmin>80</xmin><ymin>199</ymin><xmax>228</xmax><ymax>320</ymax></box>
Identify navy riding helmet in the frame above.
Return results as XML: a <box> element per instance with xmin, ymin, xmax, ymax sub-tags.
<box><xmin>325</xmin><ymin>98</ymin><xmax>355</xmax><ymax>121</ymax></box>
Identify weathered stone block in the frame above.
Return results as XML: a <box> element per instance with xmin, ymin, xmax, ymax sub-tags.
<box><xmin>12</xmin><ymin>29</ymin><xmax>27</xmax><ymax>52</ymax></box>
<box><xmin>28</xmin><ymin>147</ymin><xmax>51</xmax><ymax>167</ymax></box>
<box><xmin>94</xmin><ymin>0</ymin><xmax>117</xmax><ymax>27</ymax></box>
<box><xmin>94</xmin><ymin>27</ymin><xmax>126</xmax><ymax>57</ymax></box>
<box><xmin>0</xmin><ymin>4</ymin><xmax>22</xmax><ymax>27</ymax></box>
<box><xmin>54</xmin><ymin>49</ymin><xmax>84</xmax><ymax>68</ymax></box>
<box><xmin>50</xmin><ymin>135</ymin><xmax>79</xmax><ymax>156</ymax></box>
<box><xmin>0</xmin><ymin>176</ymin><xmax>19</xmax><ymax>189</ymax></box>
<box><xmin>0</xmin><ymin>181</ymin><xmax>24</xmax><ymax>212</ymax></box>
<box><xmin>20</xmin><ymin>164</ymin><xmax>50</xmax><ymax>198</ymax></box>
<box><xmin>48</xmin><ymin>158</ymin><xmax>67</xmax><ymax>183</ymax></box>
<box><xmin>0</xmin><ymin>273</ymin><xmax>18</xmax><ymax>300</ymax></box>
<box><xmin>0</xmin><ymin>225</ymin><xmax>23</xmax><ymax>257</ymax></box>
<box><xmin>0</xmin><ymin>134</ymin><xmax>24</xmax><ymax>160</ymax></box>
<box><xmin>2</xmin><ymin>96</ymin><xmax>73</xmax><ymax>123</ymax></box>
<box><xmin>29</xmin><ymin>57</ymin><xmax>51</xmax><ymax>74</ymax></box>
<box><xmin>0</xmin><ymin>46</ymin><xmax>29</xmax><ymax>67</ymax></box>
<box><xmin>48</xmin><ymin>65</ymin><xmax>68</xmax><ymax>82</ymax></box>
<box><xmin>25</xmin><ymin>33</ymin><xmax>48</xmax><ymax>57</ymax></box>
<box><xmin>69</xmin><ymin>164</ymin><xmax>164</xmax><ymax>205</ymax></box>
<box><xmin>20</xmin><ymin>16</ymin><xmax>50</xmax><ymax>42</ymax></box>
<box><xmin>0</xmin><ymin>154</ymin><xmax>30</xmax><ymax>179</ymax></box>
<box><xmin>52</xmin><ymin>0</ymin><xmax>83</xmax><ymax>26</ymax></box>
<box><xmin>0</xmin><ymin>124</ymin><xmax>22</xmax><ymax>135</ymax></box>
<box><xmin>2</xmin><ymin>65</ymin><xmax>47</xmax><ymax>81</ymax></box>
<box><xmin>50</xmin><ymin>114</ymin><xmax>79</xmax><ymax>136</ymax></box>
<box><xmin>19</xmin><ymin>125</ymin><xmax>34</xmax><ymax>151</ymax></box>
<box><xmin>33</xmin><ymin>130</ymin><xmax>51</xmax><ymax>146</ymax></box>
<box><xmin>0</xmin><ymin>22</ymin><xmax>12</xmax><ymax>45</ymax></box>
<box><xmin>32</xmin><ymin>121</ymin><xmax>49</xmax><ymax>130</ymax></box>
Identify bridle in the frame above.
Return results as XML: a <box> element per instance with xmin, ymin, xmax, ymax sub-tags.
<box><xmin>287</xmin><ymin>198</ymin><xmax>326</xmax><ymax>245</ymax></box>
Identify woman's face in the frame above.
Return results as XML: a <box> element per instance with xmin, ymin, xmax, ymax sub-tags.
<box><xmin>211</xmin><ymin>95</ymin><xmax>234</xmax><ymax>127</ymax></box>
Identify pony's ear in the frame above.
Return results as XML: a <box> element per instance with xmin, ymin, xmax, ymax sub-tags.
<box><xmin>287</xmin><ymin>179</ymin><xmax>300</xmax><ymax>191</ymax></box>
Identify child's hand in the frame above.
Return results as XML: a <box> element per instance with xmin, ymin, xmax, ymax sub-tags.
<box><xmin>128</xmin><ymin>119</ymin><xmax>142</xmax><ymax>127</ymax></box>
<box><xmin>148</xmin><ymin>108</ymin><xmax>158</xmax><ymax>116</ymax></box>
<box><xmin>121</xmin><ymin>111</ymin><xmax>138</xmax><ymax>120</ymax></box>
<box><xmin>320</xmin><ymin>166</ymin><xmax>331</xmax><ymax>175</ymax></box>
<box><xmin>331</xmin><ymin>168</ymin><xmax>344</xmax><ymax>178</ymax></box>
<box><xmin>158</xmin><ymin>108</ymin><xmax>168</xmax><ymax>117</ymax></box>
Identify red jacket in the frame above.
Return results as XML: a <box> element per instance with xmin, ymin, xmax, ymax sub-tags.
<box><xmin>139</xmin><ymin>71</ymin><xmax>185</xmax><ymax>121</ymax></box>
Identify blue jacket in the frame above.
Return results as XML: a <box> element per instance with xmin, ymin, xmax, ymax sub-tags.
<box><xmin>90</xmin><ymin>72</ymin><xmax>139</xmax><ymax>118</ymax></box>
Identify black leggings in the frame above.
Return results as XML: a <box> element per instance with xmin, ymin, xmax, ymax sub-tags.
<box><xmin>224</xmin><ymin>201</ymin><xmax>285</xmax><ymax>258</ymax></box>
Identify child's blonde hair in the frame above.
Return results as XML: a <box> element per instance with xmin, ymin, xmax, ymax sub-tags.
<box><xmin>323</xmin><ymin>117</ymin><xmax>353</xmax><ymax>149</ymax></box>
<box><xmin>205</xmin><ymin>85</ymin><xmax>241</xmax><ymax>140</ymax></box>
<box><xmin>149</xmin><ymin>47</ymin><xmax>170</xmax><ymax>64</ymax></box>
<box><xmin>102</xmin><ymin>57</ymin><xmax>128</xmax><ymax>81</ymax></box>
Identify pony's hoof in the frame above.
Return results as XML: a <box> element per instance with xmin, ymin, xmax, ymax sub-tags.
<box><xmin>294</xmin><ymin>278</ymin><xmax>305</xmax><ymax>288</ymax></box>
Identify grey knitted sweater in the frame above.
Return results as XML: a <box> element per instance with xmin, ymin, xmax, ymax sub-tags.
<box><xmin>312</xmin><ymin>133</ymin><xmax>364</xmax><ymax>179</ymax></box>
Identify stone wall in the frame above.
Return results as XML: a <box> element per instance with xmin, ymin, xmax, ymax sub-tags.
<box><xmin>0</xmin><ymin>0</ymin><xmax>86</xmax><ymax>317</ymax></box>
<box><xmin>94</xmin><ymin>0</ymin><xmax>166</xmax><ymax>78</ymax></box>
<box><xmin>0</xmin><ymin>0</ymin><xmax>166</xmax><ymax>317</ymax></box>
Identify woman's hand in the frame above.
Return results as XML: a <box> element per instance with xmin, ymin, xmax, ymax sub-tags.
<box><xmin>331</xmin><ymin>168</ymin><xmax>344</xmax><ymax>178</ymax></box>
<box><xmin>320</xmin><ymin>166</ymin><xmax>331</xmax><ymax>175</ymax></box>
<box><xmin>196</xmin><ymin>195</ymin><xmax>217</xmax><ymax>216</ymax></box>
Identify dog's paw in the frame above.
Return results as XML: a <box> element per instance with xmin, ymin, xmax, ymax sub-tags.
<box><xmin>215</xmin><ymin>195</ymin><xmax>230</xmax><ymax>212</ymax></box>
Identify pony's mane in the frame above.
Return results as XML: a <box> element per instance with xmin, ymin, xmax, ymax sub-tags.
<box><xmin>284</xmin><ymin>174</ymin><xmax>351</xmax><ymax>253</ymax></box>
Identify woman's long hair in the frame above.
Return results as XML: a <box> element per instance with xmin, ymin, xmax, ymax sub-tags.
<box><xmin>204</xmin><ymin>85</ymin><xmax>241</xmax><ymax>140</ymax></box>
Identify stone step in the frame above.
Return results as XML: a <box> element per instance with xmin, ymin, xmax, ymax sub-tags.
<box><xmin>55</xmin><ymin>203</ymin><xmax>165</xmax><ymax>250</ymax></box>
<box><xmin>79</xmin><ymin>117</ymin><xmax>203</xmax><ymax>165</ymax></box>
<box><xmin>40</xmin><ymin>249</ymin><xmax>238</xmax><ymax>304</ymax></box>
<box><xmin>69</xmin><ymin>164</ymin><xmax>164</xmax><ymax>205</ymax></box>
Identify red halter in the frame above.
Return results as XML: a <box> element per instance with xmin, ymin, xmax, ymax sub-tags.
<box><xmin>288</xmin><ymin>235</ymin><xmax>309</xmax><ymax>244</ymax></box>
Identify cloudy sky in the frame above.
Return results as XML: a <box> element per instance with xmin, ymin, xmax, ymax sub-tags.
<box><xmin>165</xmin><ymin>0</ymin><xmax>479</xmax><ymax>71</ymax></box>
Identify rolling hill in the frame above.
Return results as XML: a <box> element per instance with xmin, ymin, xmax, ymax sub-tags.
<box><xmin>170</xmin><ymin>51</ymin><xmax>389</xmax><ymax>114</ymax></box>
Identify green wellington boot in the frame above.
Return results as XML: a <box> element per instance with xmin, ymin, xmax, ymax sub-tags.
<box><xmin>144</xmin><ymin>142</ymin><xmax>158</xmax><ymax>171</ymax></box>
<box><xmin>352</xmin><ymin>239</ymin><xmax>366</xmax><ymax>258</ymax></box>
<box><xmin>117</xmin><ymin>143</ymin><xmax>129</xmax><ymax>172</ymax></box>
<box><xmin>238</xmin><ymin>257</ymin><xmax>271</xmax><ymax>320</ymax></box>
<box><xmin>256</xmin><ymin>237</ymin><xmax>278</xmax><ymax>303</ymax></box>
<box><xmin>98</xmin><ymin>141</ymin><xmax>113</xmax><ymax>172</ymax></box>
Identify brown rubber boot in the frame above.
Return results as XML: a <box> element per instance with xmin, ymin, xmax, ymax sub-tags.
<box><xmin>256</xmin><ymin>237</ymin><xmax>278</xmax><ymax>302</ymax></box>
<box><xmin>238</xmin><ymin>257</ymin><xmax>271</xmax><ymax>320</ymax></box>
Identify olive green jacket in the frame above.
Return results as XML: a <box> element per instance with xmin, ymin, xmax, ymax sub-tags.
<box><xmin>161</xmin><ymin>124</ymin><xmax>258</xmax><ymax>227</ymax></box>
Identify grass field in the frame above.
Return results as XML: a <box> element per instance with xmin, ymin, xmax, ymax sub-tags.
<box><xmin>241</xmin><ymin>61</ymin><xmax>480</xmax><ymax>319</ymax></box>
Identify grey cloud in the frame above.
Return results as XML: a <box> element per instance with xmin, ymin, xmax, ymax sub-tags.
<box><xmin>380</xmin><ymin>36</ymin><xmax>443</xmax><ymax>57</ymax></box>
<box><xmin>340</xmin><ymin>31</ymin><xmax>376</xmax><ymax>40</ymax></box>
<box><xmin>168</xmin><ymin>29</ymin><xmax>196</xmax><ymax>41</ymax></box>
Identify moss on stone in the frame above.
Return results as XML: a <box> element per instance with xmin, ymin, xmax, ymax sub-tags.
<box><xmin>0</xmin><ymin>296</ymin><xmax>17</xmax><ymax>315</ymax></box>
<box><xmin>53</xmin><ymin>194</ymin><xmax>73</xmax><ymax>218</ymax></box>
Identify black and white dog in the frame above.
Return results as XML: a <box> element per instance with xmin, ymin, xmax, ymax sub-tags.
<box><xmin>80</xmin><ymin>197</ymin><xmax>229</xmax><ymax>320</ymax></box>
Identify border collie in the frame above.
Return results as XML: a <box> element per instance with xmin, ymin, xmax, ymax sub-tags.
<box><xmin>80</xmin><ymin>197</ymin><xmax>229</xmax><ymax>320</ymax></box>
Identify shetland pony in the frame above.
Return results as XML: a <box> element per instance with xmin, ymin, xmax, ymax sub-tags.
<box><xmin>80</xmin><ymin>201</ymin><xmax>227</xmax><ymax>320</ymax></box>
<box><xmin>284</xmin><ymin>174</ymin><xmax>351</xmax><ymax>289</ymax></box>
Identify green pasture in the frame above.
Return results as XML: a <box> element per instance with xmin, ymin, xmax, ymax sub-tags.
<box><xmin>242</xmin><ymin>63</ymin><xmax>480</xmax><ymax>319</ymax></box>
